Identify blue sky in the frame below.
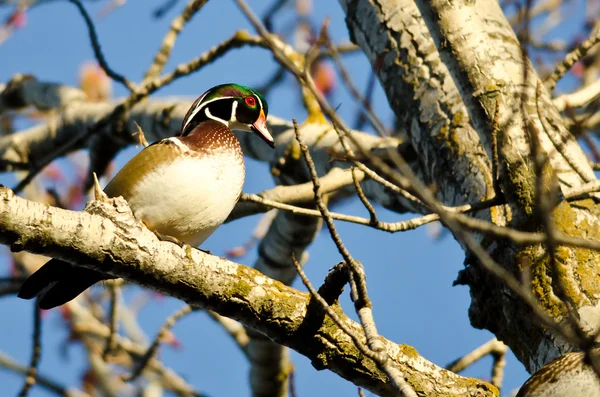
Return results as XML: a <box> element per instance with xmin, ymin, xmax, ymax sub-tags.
<box><xmin>0</xmin><ymin>0</ymin><xmax>576</xmax><ymax>395</ymax></box>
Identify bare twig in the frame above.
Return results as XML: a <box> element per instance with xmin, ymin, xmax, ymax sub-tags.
<box><xmin>67</xmin><ymin>0</ymin><xmax>136</xmax><ymax>92</ymax></box>
<box><xmin>446</xmin><ymin>338</ymin><xmax>507</xmax><ymax>390</ymax></box>
<box><xmin>354</xmin><ymin>72</ymin><xmax>376</xmax><ymax>130</ymax></box>
<box><xmin>17</xmin><ymin>302</ymin><xmax>42</xmax><ymax>397</ymax></box>
<box><xmin>133</xmin><ymin>121</ymin><xmax>149</xmax><ymax>148</ymax></box>
<box><xmin>554</xmin><ymin>78</ymin><xmax>600</xmax><ymax>112</ymax></box>
<box><xmin>102</xmin><ymin>282</ymin><xmax>120</xmax><ymax>360</ymax></box>
<box><xmin>291</xmin><ymin>254</ymin><xmax>415</xmax><ymax>397</ymax></box>
<box><xmin>490</xmin><ymin>347</ymin><xmax>507</xmax><ymax>390</ymax></box>
<box><xmin>537</xmin><ymin>83</ymin><xmax>595</xmax><ymax>183</ymax></box>
<box><xmin>0</xmin><ymin>351</ymin><xmax>89</xmax><ymax>397</ymax></box>
<box><xmin>292</xmin><ymin>119</ymin><xmax>417</xmax><ymax>397</ymax></box>
<box><xmin>143</xmin><ymin>0</ymin><xmax>209</xmax><ymax>81</ymax></box>
<box><xmin>241</xmin><ymin>191</ymin><xmax>502</xmax><ymax>233</ymax></box>
<box><xmin>262</xmin><ymin>0</ymin><xmax>288</xmax><ymax>32</ymax></box>
<box><xmin>231</xmin><ymin>167</ymin><xmax>365</xmax><ymax>221</ymax></box>
<box><xmin>352</xmin><ymin>167</ymin><xmax>378</xmax><ymax>225</ymax></box>
<box><xmin>124</xmin><ymin>305</ymin><xmax>194</xmax><ymax>382</ymax></box>
<box><xmin>289</xmin><ymin>363</ymin><xmax>297</xmax><ymax>397</ymax></box>
<box><xmin>546</xmin><ymin>26</ymin><xmax>600</xmax><ymax>91</ymax></box>
<box><xmin>353</xmin><ymin>161</ymin><xmax>424</xmax><ymax>209</ymax></box>
<box><xmin>323</xmin><ymin>29</ymin><xmax>388</xmax><ymax>137</ymax></box>
<box><xmin>153</xmin><ymin>0</ymin><xmax>182</xmax><ymax>18</ymax></box>
<box><xmin>206</xmin><ymin>311</ymin><xmax>250</xmax><ymax>358</ymax></box>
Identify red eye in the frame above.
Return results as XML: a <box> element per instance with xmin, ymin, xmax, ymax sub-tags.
<box><xmin>245</xmin><ymin>96</ymin><xmax>256</xmax><ymax>106</ymax></box>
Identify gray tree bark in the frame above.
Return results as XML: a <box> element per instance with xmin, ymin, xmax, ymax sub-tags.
<box><xmin>0</xmin><ymin>188</ymin><xmax>497</xmax><ymax>397</ymax></box>
<box><xmin>340</xmin><ymin>0</ymin><xmax>600</xmax><ymax>374</ymax></box>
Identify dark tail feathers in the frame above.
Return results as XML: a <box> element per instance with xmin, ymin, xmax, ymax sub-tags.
<box><xmin>18</xmin><ymin>259</ymin><xmax>107</xmax><ymax>310</ymax></box>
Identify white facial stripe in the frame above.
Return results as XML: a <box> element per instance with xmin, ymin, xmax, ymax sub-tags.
<box><xmin>182</xmin><ymin>96</ymin><xmax>236</xmax><ymax>133</ymax></box>
<box><xmin>255</xmin><ymin>94</ymin><xmax>263</xmax><ymax>110</ymax></box>
<box><xmin>181</xmin><ymin>92</ymin><xmax>208</xmax><ymax>134</ymax></box>
<box><xmin>230</xmin><ymin>100</ymin><xmax>238</xmax><ymax>122</ymax></box>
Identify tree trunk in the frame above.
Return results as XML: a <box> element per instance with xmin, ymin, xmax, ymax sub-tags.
<box><xmin>340</xmin><ymin>0</ymin><xmax>600</xmax><ymax>373</ymax></box>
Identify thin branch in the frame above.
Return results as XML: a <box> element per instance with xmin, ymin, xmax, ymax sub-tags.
<box><xmin>554</xmin><ymin>78</ymin><xmax>600</xmax><ymax>112</ymax></box>
<box><xmin>206</xmin><ymin>311</ymin><xmax>250</xmax><ymax>358</ymax></box>
<box><xmin>0</xmin><ymin>351</ymin><xmax>89</xmax><ymax>397</ymax></box>
<box><xmin>323</xmin><ymin>28</ymin><xmax>388</xmax><ymax>137</ymax></box>
<box><xmin>67</xmin><ymin>0</ymin><xmax>136</xmax><ymax>92</ymax></box>
<box><xmin>291</xmin><ymin>254</ymin><xmax>416</xmax><ymax>397</ymax></box>
<box><xmin>152</xmin><ymin>0</ymin><xmax>182</xmax><ymax>18</ymax></box>
<box><xmin>546</xmin><ymin>26</ymin><xmax>600</xmax><ymax>91</ymax></box>
<box><xmin>262</xmin><ymin>0</ymin><xmax>288</xmax><ymax>32</ymax></box>
<box><xmin>143</xmin><ymin>0</ymin><xmax>209</xmax><ymax>81</ymax></box>
<box><xmin>354</xmin><ymin>72</ymin><xmax>376</xmax><ymax>130</ymax></box>
<box><xmin>69</xmin><ymin>307</ymin><xmax>203</xmax><ymax>396</ymax></box>
<box><xmin>351</xmin><ymin>167</ymin><xmax>378</xmax><ymax>225</ymax></box>
<box><xmin>446</xmin><ymin>338</ymin><xmax>507</xmax><ymax>390</ymax></box>
<box><xmin>537</xmin><ymin>83</ymin><xmax>595</xmax><ymax>182</ymax></box>
<box><xmin>290</xmin><ymin>255</ymin><xmax>379</xmax><ymax>366</ymax></box>
<box><xmin>353</xmin><ymin>161</ymin><xmax>425</xmax><ymax>210</ymax></box>
<box><xmin>102</xmin><ymin>282</ymin><xmax>120</xmax><ymax>360</ymax></box>
<box><xmin>231</xmin><ymin>167</ymin><xmax>362</xmax><ymax>221</ymax></box>
<box><xmin>490</xmin><ymin>348</ymin><xmax>506</xmax><ymax>390</ymax></box>
<box><xmin>241</xmin><ymin>191</ymin><xmax>501</xmax><ymax>233</ymax></box>
<box><xmin>124</xmin><ymin>305</ymin><xmax>194</xmax><ymax>382</ymax></box>
<box><xmin>17</xmin><ymin>302</ymin><xmax>42</xmax><ymax>397</ymax></box>
<box><xmin>292</xmin><ymin>119</ymin><xmax>417</xmax><ymax>397</ymax></box>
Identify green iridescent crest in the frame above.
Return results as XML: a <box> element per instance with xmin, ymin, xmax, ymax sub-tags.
<box><xmin>204</xmin><ymin>83</ymin><xmax>268</xmax><ymax>115</ymax></box>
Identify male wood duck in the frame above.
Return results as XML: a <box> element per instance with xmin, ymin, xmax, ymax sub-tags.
<box><xmin>18</xmin><ymin>83</ymin><xmax>274</xmax><ymax>309</ymax></box>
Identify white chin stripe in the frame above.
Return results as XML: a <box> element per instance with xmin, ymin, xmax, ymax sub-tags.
<box><xmin>229</xmin><ymin>120</ymin><xmax>253</xmax><ymax>133</ymax></box>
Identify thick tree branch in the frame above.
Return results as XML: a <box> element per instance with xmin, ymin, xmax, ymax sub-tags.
<box><xmin>0</xmin><ymin>188</ymin><xmax>497</xmax><ymax>397</ymax></box>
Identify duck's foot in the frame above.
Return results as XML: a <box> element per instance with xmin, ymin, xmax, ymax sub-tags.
<box><xmin>150</xmin><ymin>229</ymin><xmax>211</xmax><ymax>256</ymax></box>
<box><xmin>153</xmin><ymin>230</ymin><xmax>192</xmax><ymax>250</ymax></box>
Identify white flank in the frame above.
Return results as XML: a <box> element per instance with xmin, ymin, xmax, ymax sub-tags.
<box><xmin>126</xmin><ymin>151</ymin><xmax>245</xmax><ymax>247</ymax></box>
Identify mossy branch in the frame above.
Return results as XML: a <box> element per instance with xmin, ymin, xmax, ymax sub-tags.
<box><xmin>0</xmin><ymin>187</ymin><xmax>497</xmax><ymax>397</ymax></box>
